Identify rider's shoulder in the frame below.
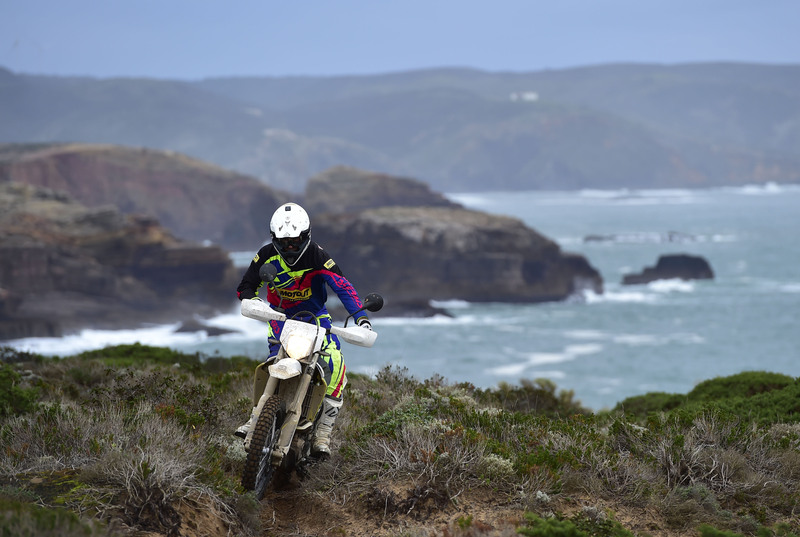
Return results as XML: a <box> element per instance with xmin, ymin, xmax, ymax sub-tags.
<box><xmin>254</xmin><ymin>243</ymin><xmax>276</xmax><ymax>260</ymax></box>
<box><xmin>309</xmin><ymin>243</ymin><xmax>329</xmax><ymax>261</ymax></box>
<box><xmin>308</xmin><ymin>243</ymin><xmax>339</xmax><ymax>270</ymax></box>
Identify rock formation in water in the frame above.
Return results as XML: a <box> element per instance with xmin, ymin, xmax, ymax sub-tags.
<box><xmin>307</xmin><ymin>170</ymin><xmax>603</xmax><ymax>312</ymax></box>
<box><xmin>621</xmin><ymin>254</ymin><xmax>714</xmax><ymax>285</ymax></box>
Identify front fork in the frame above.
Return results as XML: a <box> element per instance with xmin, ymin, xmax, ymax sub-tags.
<box><xmin>244</xmin><ymin>362</ymin><xmax>316</xmax><ymax>464</ymax></box>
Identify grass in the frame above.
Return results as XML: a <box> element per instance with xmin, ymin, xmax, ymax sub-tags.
<box><xmin>2</xmin><ymin>345</ymin><xmax>799</xmax><ymax>537</ymax></box>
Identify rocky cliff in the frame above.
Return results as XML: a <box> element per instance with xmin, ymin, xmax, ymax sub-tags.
<box><xmin>0</xmin><ymin>182</ymin><xmax>238</xmax><ymax>340</ymax></box>
<box><xmin>303</xmin><ymin>165</ymin><xmax>460</xmax><ymax>215</ymax></box>
<box><xmin>1</xmin><ymin>144</ymin><xmax>604</xmax><ymax>335</ymax></box>
<box><xmin>0</xmin><ymin>143</ymin><xmax>290</xmax><ymax>250</ymax></box>
<box><xmin>314</xmin><ymin>208</ymin><xmax>602</xmax><ymax>310</ymax></box>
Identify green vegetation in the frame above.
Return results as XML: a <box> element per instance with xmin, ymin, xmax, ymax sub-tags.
<box><xmin>518</xmin><ymin>512</ymin><xmax>635</xmax><ymax>537</ymax></box>
<box><xmin>615</xmin><ymin>371</ymin><xmax>800</xmax><ymax>425</ymax></box>
<box><xmin>1</xmin><ymin>345</ymin><xmax>799</xmax><ymax>537</ymax></box>
<box><xmin>0</xmin><ymin>363</ymin><xmax>38</xmax><ymax>418</ymax></box>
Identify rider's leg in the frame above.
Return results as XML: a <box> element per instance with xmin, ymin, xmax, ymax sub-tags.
<box><xmin>311</xmin><ymin>339</ymin><xmax>347</xmax><ymax>458</ymax></box>
<box><xmin>312</xmin><ymin>396</ymin><xmax>342</xmax><ymax>459</ymax></box>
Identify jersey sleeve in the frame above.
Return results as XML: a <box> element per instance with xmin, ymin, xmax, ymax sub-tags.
<box><xmin>319</xmin><ymin>253</ymin><xmax>368</xmax><ymax>321</ymax></box>
<box><xmin>236</xmin><ymin>246</ymin><xmax>269</xmax><ymax>300</ymax></box>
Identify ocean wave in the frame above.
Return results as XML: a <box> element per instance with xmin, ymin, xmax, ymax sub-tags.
<box><xmin>487</xmin><ymin>361</ymin><xmax>568</xmax><ymax>379</ymax></box>
<box><xmin>488</xmin><ymin>342</ymin><xmax>602</xmax><ymax>376</ymax></box>
<box><xmin>583</xmin><ymin>289</ymin><xmax>658</xmax><ymax>304</ymax></box>
<box><xmin>564</xmin><ymin>329</ymin><xmax>608</xmax><ymax>340</ymax></box>
<box><xmin>430</xmin><ymin>299</ymin><xmax>471</xmax><ymax>309</ymax></box>
<box><xmin>375</xmin><ymin>313</ymin><xmax>474</xmax><ymax>326</ymax></box>
<box><xmin>564</xmin><ymin>343</ymin><xmax>604</xmax><ymax>356</ymax></box>
<box><xmin>450</xmin><ymin>188</ymin><xmax>702</xmax><ymax>209</ymax></box>
<box><xmin>579</xmin><ymin>188</ymin><xmax>695</xmax><ymax>199</ymax></box>
<box><xmin>613</xmin><ymin>332</ymin><xmax>705</xmax><ymax>346</ymax></box>
<box><xmin>8</xmin><ymin>324</ymin><xmax>196</xmax><ymax>357</ymax></box>
<box><xmin>781</xmin><ymin>283</ymin><xmax>800</xmax><ymax>293</ymax></box>
<box><xmin>525</xmin><ymin>352</ymin><xmax>577</xmax><ymax>366</ymax></box>
<box><xmin>582</xmin><ymin>231</ymin><xmax>737</xmax><ymax>245</ymax></box>
<box><xmin>446</xmin><ymin>193</ymin><xmax>493</xmax><ymax>207</ymax></box>
<box><xmin>727</xmin><ymin>182</ymin><xmax>800</xmax><ymax>195</ymax></box>
<box><xmin>647</xmin><ymin>279</ymin><xmax>695</xmax><ymax>293</ymax></box>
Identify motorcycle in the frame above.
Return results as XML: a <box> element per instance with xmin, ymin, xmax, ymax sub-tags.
<box><xmin>238</xmin><ymin>263</ymin><xmax>383</xmax><ymax>499</ymax></box>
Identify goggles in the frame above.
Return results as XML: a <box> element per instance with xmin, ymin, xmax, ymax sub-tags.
<box><xmin>276</xmin><ymin>236</ymin><xmax>304</xmax><ymax>251</ymax></box>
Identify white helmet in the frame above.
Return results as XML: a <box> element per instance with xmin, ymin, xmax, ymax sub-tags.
<box><xmin>269</xmin><ymin>203</ymin><xmax>311</xmax><ymax>265</ymax></box>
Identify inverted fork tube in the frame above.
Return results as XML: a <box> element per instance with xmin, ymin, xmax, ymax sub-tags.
<box><xmin>274</xmin><ymin>370</ymin><xmax>313</xmax><ymax>458</ymax></box>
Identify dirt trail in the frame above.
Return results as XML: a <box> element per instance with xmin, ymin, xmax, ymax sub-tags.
<box><xmin>254</xmin><ymin>487</ymin><xmax>686</xmax><ymax>537</ymax></box>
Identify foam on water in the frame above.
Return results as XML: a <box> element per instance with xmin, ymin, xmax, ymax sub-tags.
<box><xmin>564</xmin><ymin>329</ymin><xmax>608</xmax><ymax>340</ymax></box>
<box><xmin>732</xmin><ymin>182</ymin><xmax>798</xmax><ymax>195</ymax></box>
<box><xmin>12</xmin><ymin>324</ymin><xmax>193</xmax><ymax>356</ymax></box>
<box><xmin>612</xmin><ymin>332</ymin><xmax>705</xmax><ymax>346</ymax></box>
<box><xmin>780</xmin><ymin>283</ymin><xmax>800</xmax><ymax>293</ymax></box>
<box><xmin>488</xmin><ymin>342</ymin><xmax>603</xmax><ymax>376</ymax></box>
<box><xmin>583</xmin><ymin>289</ymin><xmax>657</xmax><ymax>304</ymax></box>
<box><xmin>430</xmin><ymin>299</ymin><xmax>471</xmax><ymax>309</ymax></box>
<box><xmin>376</xmin><ymin>313</ymin><xmax>475</xmax><ymax>326</ymax></box>
<box><xmin>647</xmin><ymin>279</ymin><xmax>695</xmax><ymax>293</ymax></box>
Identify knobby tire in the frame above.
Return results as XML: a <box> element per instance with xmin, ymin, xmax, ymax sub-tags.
<box><xmin>241</xmin><ymin>395</ymin><xmax>284</xmax><ymax>500</ymax></box>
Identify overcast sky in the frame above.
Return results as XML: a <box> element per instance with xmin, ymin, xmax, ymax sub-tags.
<box><xmin>2</xmin><ymin>0</ymin><xmax>799</xmax><ymax>80</ymax></box>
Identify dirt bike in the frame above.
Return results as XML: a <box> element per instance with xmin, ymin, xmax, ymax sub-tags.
<box><xmin>238</xmin><ymin>263</ymin><xmax>383</xmax><ymax>499</ymax></box>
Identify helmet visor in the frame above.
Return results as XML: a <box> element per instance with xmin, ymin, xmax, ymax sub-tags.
<box><xmin>275</xmin><ymin>236</ymin><xmax>304</xmax><ymax>252</ymax></box>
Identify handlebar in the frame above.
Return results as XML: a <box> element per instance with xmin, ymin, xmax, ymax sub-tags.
<box><xmin>240</xmin><ymin>299</ymin><xmax>378</xmax><ymax>348</ymax></box>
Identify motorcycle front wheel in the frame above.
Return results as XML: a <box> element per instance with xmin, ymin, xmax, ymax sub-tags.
<box><xmin>241</xmin><ymin>395</ymin><xmax>284</xmax><ymax>500</ymax></box>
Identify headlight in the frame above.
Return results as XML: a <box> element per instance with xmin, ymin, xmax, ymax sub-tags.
<box><xmin>285</xmin><ymin>333</ymin><xmax>314</xmax><ymax>360</ymax></box>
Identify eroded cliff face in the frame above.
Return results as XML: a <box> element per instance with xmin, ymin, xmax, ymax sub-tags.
<box><xmin>315</xmin><ymin>206</ymin><xmax>603</xmax><ymax>309</ymax></box>
<box><xmin>0</xmin><ymin>143</ymin><xmax>605</xmax><ymax>334</ymax></box>
<box><xmin>0</xmin><ymin>143</ymin><xmax>289</xmax><ymax>250</ymax></box>
<box><xmin>303</xmin><ymin>166</ymin><xmax>460</xmax><ymax>215</ymax></box>
<box><xmin>305</xmin><ymin>167</ymin><xmax>603</xmax><ymax>312</ymax></box>
<box><xmin>0</xmin><ymin>183</ymin><xmax>238</xmax><ymax>339</ymax></box>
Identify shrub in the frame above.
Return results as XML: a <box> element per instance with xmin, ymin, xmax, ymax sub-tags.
<box><xmin>0</xmin><ymin>347</ymin><xmax>260</xmax><ymax>536</ymax></box>
<box><xmin>0</xmin><ymin>498</ymin><xmax>110</xmax><ymax>537</ymax></box>
<box><xmin>613</xmin><ymin>391</ymin><xmax>685</xmax><ymax>415</ymax></box>
<box><xmin>474</xmin><ymin>378</ymin><xmax>590</xmax><ymax>417</ymax></box>
<box><xmin>688</xmin><ymin>372</ymin><xmax>794</xmax><ymax>402</ymax></box>
<box><xmin>518</xmin><ymin>512</ymin><xmax>635</xmax><ymax>537</ymax></box>
<box><xmin>0</xmin><ymin>363</ymin><xmax>38</xmax><ymax>417</ymax></box>
<box><xmin>612</xmin><ymin>372</ymin><xmax>800</xmax><ymax>426</ymax></box>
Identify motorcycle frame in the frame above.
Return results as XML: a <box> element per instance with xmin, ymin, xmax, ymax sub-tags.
<box><xmin>244</xmin><ymin>332</ymin><xmax>329</xmax><ymax>466</ymax></box>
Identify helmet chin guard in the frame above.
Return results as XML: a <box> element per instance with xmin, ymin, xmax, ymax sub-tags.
<box><xmin>270</xmin><ymin>203</ymin><xmax>311</xmax><ymax>265</ymax></box>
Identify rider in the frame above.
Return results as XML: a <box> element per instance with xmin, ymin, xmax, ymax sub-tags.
<box><xmin>234</xmin><ymin>202</ymin><xmax>372</xmax><ymax>459</ymax></box>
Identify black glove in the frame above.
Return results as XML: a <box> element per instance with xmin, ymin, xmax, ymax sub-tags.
<box><xmin>357</xmin><ymin>317</ymin><xmax>372</xmax><ymax>331</ymax></box>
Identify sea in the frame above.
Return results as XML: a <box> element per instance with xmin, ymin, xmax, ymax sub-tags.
<box><xmin>6</xmin><ymin>184</ymin><xmax>800</xmax><ymax>411</ymax></box>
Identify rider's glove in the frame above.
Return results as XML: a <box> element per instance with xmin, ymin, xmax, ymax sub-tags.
<box><xmin>357</xmin><ymin>317</ymin><xmax>372</xmax><ymax>331</ymax></box>
<box><xmin>250</xmin><ymin>297</ymin><xmax>263</xmax><ymax>302</ymax></box>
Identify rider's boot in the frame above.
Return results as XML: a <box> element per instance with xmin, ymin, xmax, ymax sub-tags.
<box><xmin>234</xmin><ymin>406</ymin><xmax>257</xmax><ymax>439</ymax></box>
<box><xmin>311</xmin><ymin>397</ymin><xmax>340</xmax><ymax>460</ymax></box>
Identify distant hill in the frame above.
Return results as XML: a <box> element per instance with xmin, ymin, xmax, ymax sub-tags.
<box><xmin>2</xmin><ymin>63</ymin><xmax>799</xmax><ymax>192</ymax></box>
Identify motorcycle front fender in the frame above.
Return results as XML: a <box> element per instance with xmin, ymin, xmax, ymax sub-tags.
<box><xmin>268</xmin><ymin>358</ymin><xmax>303</xmax><ymax>379</ymax></box>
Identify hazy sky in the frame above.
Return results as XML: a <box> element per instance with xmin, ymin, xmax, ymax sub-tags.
<box><xmin>2</xmin><ymin>0</ymin><xmax>799</xmax><ymax>80</ymax></box>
